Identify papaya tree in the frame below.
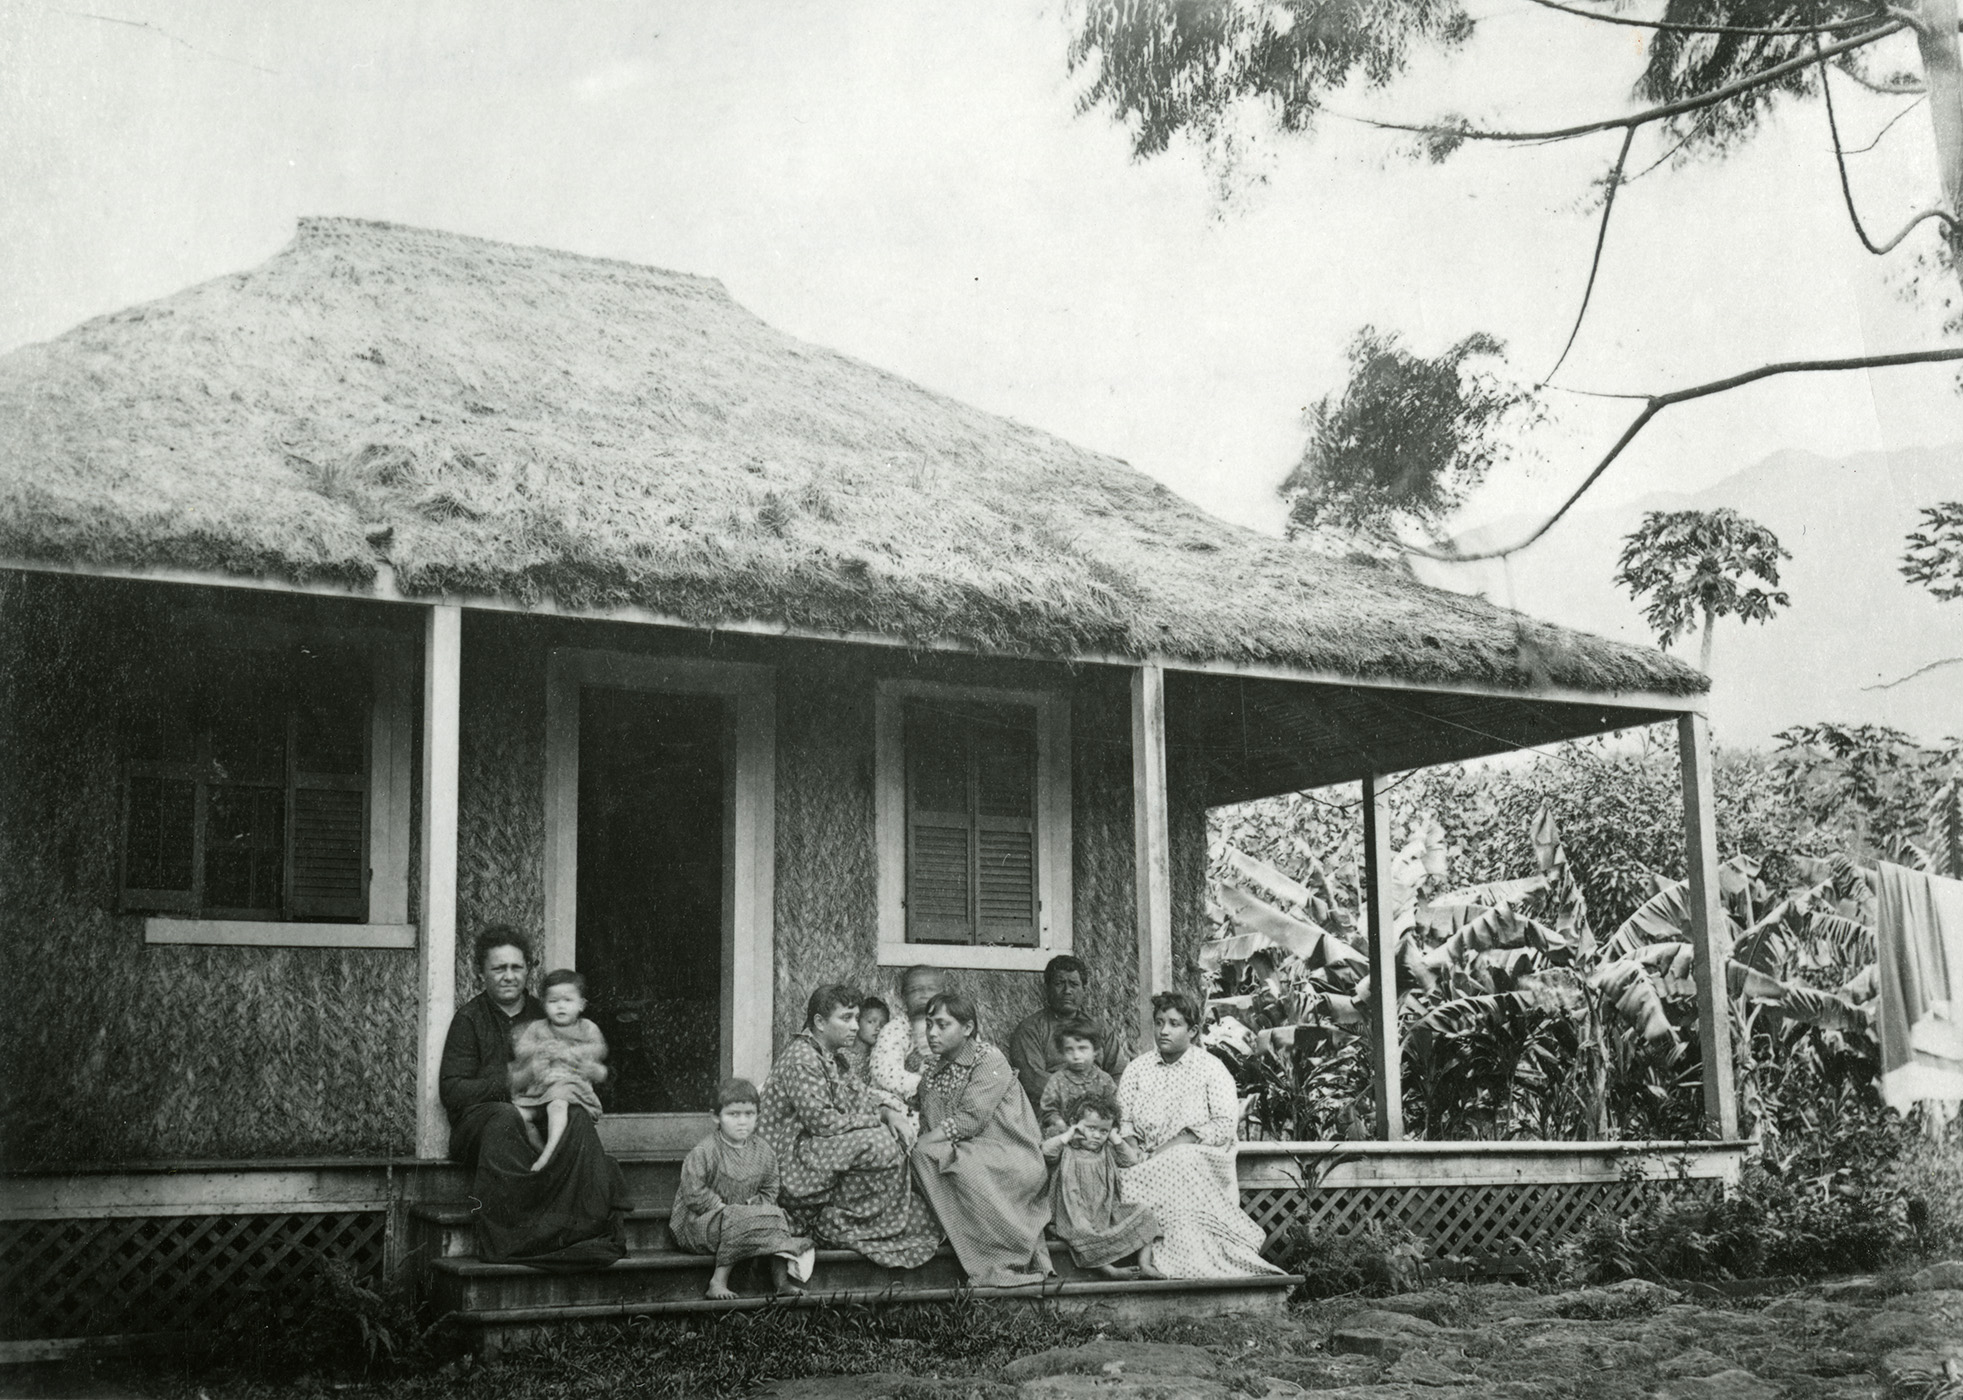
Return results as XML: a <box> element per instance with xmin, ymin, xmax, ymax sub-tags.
<box><xmin>1614</xmin><ymin>507</ymin><xmax>1791</xmax><ymax>673</ymax></box>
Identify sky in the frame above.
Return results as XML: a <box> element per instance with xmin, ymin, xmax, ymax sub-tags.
<box><xmin>3</xmin><ymin>0</ymin><xmax>1958</xmax><ymax>543</ymax></box>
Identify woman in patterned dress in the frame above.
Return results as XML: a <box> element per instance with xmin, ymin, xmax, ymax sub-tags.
<box><xmin>759</xmin><ymin>984</ymin><xmax>941</xmax><ymax>1270</ymax></box>
<box><xmin>1115</xmin><ymin>990</ymin><xmax>1284</xmax><ymax>1279</ymax></box>
<box><xmin>909</xmin><ymin>989</ymin><xmax>1054</xmax><ymax>1287</ymax></box>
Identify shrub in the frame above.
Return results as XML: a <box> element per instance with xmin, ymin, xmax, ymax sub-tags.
<box><xmin>1272</xmin><ymin>1220</ymin><xmax>1428</xmax><ymax>1298</ymax></box>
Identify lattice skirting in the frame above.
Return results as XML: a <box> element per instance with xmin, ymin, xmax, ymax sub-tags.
<box><xmin>1241</xmin><ymin>1179</ymin><xmax>1721</xmax><ymax>1275</ymax></box>
<box><xmin>0</xmin><ymin>1211</ymin><xmax>386</xmax><ymax>1340</ymax></box>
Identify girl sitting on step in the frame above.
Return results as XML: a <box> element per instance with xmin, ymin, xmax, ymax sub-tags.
<box><xmin>671</xmin><ymin>1077</ymin><xmax>816</xmax><ymax>1299</ymax></box>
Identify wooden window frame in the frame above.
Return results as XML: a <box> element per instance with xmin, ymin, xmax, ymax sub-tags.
<box><xmin>874</xmin><ymin>678</ymin><xmax>1071</xmax><ymax>973</ymax></box>
<box><xmin>140</xmin><ymin>634</ymin><xmax>416</xmax><ymax>950</ymax></box>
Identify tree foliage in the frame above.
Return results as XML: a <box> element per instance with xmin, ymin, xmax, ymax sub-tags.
<box><xmin>1901</xmin><ymin>499</ymin><xmax>1963</xmax><ymax>599</ymax></box>
<box><xmin>1280</xmin><ymin>329</ymin><xmax>1538</xmax><ymax>540</ymax></box>
<box><xmin>1067</xmin><ymin>0</ymin><xmax>1474</xmax><ymax>161</ymax></box>
<box><xmin>1613</xmin><ymin>507</ymin><xmax>1790</xmax><ymax>666</ymax></box>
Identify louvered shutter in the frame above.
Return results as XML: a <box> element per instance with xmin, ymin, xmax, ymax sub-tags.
<box><xmin>973</xmin><ymin>711</ymin><xmax>1038</xmax><ymax>946</ymax></box>
<box><xmin>903</xmin><ymin>699</ymin><xmax>1040</xmax><ymax>947</ymax></box>
<box><xmin>905</xmin><ymin>704</ymin><xmax>973</xmax><ymax>942</ymax></box>
<box><xmin>286</xmin><ymin>664</ymin><xmax>370</xmax><ymax>921</ymax></box>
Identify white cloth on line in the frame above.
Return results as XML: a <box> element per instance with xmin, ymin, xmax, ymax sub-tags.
<box><xmin>1875</xmin><ymin>862</ymin><xmax>1963</xmax><ymax>1109</ymax></box>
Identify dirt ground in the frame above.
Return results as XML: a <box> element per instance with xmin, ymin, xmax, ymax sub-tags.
<box><xmin>753</xmin><ymin>1263</ymin><xmax>1963</xmax><ymax>1400</ymax></box>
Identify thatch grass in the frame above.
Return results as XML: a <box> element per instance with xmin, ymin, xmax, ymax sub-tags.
<box><xmin>0</xmin><ymin>218</ymin><xmax>1701</xmax><ymax>698</ymax></box>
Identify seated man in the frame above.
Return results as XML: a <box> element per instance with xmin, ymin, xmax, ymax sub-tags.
<box><xmin>1006</xmin><ymin>954</ymin><xmax>1126</xmax><ymax>1105</ymax></box>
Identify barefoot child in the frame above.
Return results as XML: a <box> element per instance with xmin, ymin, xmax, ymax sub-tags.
<box><xmin>839</xmin><ymin>997</ymin><xmax>888</xmax><ymax>1083</ymax></box>
<box><xmin>1037</xmin><ymin>1020</ymin><xmax>1119</xmax><ymax>1139</ymax></box>
<box><xmin>1041</xmin><ymin>1094</ymin><xmax>1164</xmax><ymax>1280</ymax></box>
<box><xmin>507</xmin><ymin>969</ymin><xmax>609</xmax><ymax>1172</ymax></box>
<box><xmin>670</xmin><ymin>1078</ymin><xmax>816</xmax><ymax>1299</ymax></box>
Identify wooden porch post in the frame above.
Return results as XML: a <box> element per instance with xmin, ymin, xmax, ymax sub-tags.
<box><xmin>1132</xmin><ymin>664</ymin><xmax>1174</xmax><ymax>1041</ymax></box>
<box><xmin>416</xmin><ymin>605</ymin><xmax>463</xmax><ymax>1159</ymax></box>
<box><xmin>1361</xmin><ymin>774</ymin><xmax>1404</xmax><ymax>1141</ymax></box>
<box><xmin>1678</xmin><ymin>713</ymin><xmax>1739</xmax><ymax>1139</ymax></box>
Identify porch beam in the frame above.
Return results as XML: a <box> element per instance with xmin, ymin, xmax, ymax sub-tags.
<box><xmin>1678</xmin><ymin>713</ymin><xmax>1739</xmax><ymax>1139</ymax></box>
<box><xmin>1</xmin><ymin>557</ymin><xmax>1706</xmax><ymax>716</ymax></box>
<box><xmin>416</xmin><ymin>605</ymin><xmax>463</xmax><ymax>1159</ymax></box>
<box><xmin>1361</xmin><ymin>774</ymin><xmax>1404</xmax><ymax>1141</ymax></box>
<box><xmin>1131</xmin><ymin>664</ymin><xmax>1174</xmax><ymax>1040</ymax></box>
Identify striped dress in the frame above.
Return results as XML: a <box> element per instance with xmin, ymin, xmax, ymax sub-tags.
<box><xmin>668</xmin><ymin>1130</ymin><xmax>811</xmax><ymax>1270</ymax></box>
<box><xmin>911</xmin><ymin>1039</ymin><xmax>1054</xmax><ymax>1287</ymax></box>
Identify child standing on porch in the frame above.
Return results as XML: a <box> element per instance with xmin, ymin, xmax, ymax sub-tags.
<box><xmin>1041</xmin><ymin>1093</ymin><xmax>1164</xmax><ymax>1279</ymax></box>
<box><xmin>508</xmin><ymin>969</ymin><xmax>609</xmax><ymax>1173</ymax></box>
<box><xmin>671</xmin><ymin>1078</ymin><xmax>815</xmax><ymax>1298</ymax></box>
<box><xmin>1037</xmin><ymin>1021</ymin><xmax>1118</xmax><ymax>1139</ymax></box>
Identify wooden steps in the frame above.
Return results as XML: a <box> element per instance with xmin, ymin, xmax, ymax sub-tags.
<box><xmin>414</xmin><ymin>1196</ymin><xmax>1300</xmax><ymax>1354</ymax></box>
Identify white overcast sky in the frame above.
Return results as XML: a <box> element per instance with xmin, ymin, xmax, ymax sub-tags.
<box><xmin>2</xmin><ymin>0</ymin><xmax>1957</xmax><ymax>538</ymax></box>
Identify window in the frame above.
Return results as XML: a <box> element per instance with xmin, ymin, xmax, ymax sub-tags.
<box><xmin>122</xmin><ymin>646</ymin><xmax>371</xmax><ymax>922</ymax></box>
<box><xmin>905</xmin><ymin>701</ymin><xmax>1039</xmax><ymax>946</ymax></box>
<box><xmin>875</xmin><ymin>679</ymin><xmax>1070</xmax><ymax>972</ymax></box>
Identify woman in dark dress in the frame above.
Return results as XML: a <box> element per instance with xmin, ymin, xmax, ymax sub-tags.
<box><xmin>438</xmin><ymin>925</ymin><xmax>629</xmax><ymax>1268</ymax></box>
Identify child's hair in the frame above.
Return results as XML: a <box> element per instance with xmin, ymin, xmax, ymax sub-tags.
<box><xmin>1052</xmin><ymin>1018</ymin><xmax>1103</xmax><ymax>1052</ymax></box>
<box><xmin>859</xmin><ymin>996</ymin><xmax>890</xmax><ymax>1020</ymax></box>
<box><xmin>716</xmin><ymin>1077</ymin><xmax>761</xmax><ymax>1110</ymax></box>
<box><xmin>1073</xmin><ymin>1093</ymin><xmax>1119</xmax><ymax>1126</ymax></box>
<box><xmin>541</xmin><ymin>968</ymin><xmax>586</xmax><ymax>996</ymax></box>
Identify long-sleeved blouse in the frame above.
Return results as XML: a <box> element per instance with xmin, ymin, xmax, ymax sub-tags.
<box><xmin>1115</xmin><ymin>1049</ymin><xmax>1238</xmax><ymax>1153</ymax></box>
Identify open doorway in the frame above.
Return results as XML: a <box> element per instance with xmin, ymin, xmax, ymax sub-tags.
<box><xmin>575</xmin><ymin>686</ymin><xmax>724</xmax><ymax>1114</ymax></box>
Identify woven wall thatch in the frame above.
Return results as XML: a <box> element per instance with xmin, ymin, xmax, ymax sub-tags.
<box><xmin>0</xmin><ymin>218</ymin><xmax>1703</xmax><ymax>703</ymax></box>
<box><xmin>0</xmin><ymin>573</ymin><xmax>417</xmax><ymax>1165</ymax></box>
<box><xmin>454</xmin><ymin>612</ymin><xmax>548</xmax><ymax>998</ymax></box>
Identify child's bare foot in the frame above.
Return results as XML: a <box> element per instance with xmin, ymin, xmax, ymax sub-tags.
<box><xmin>1136</xmin><ymin>1245</ymin><xmax>1166</xmax><ymax>1280</ymax></box>
<box><xmin>529</xmin><ymin>1145</ymin><xmax>559</xmax><ymax>1173</ymax></box>
<box><xmin>1089</xmin><ymin>1263</ymin><xmax>1134</xmax><ymax>1280</ymax></box>
<box><xmin>706</xmin><ymin>1266</ymin><xmax>737</xmax><ymax>1300</ymax></box>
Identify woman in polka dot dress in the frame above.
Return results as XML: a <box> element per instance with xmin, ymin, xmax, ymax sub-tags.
<box><xmin>1115</xmin><ymin>990</ymin><xmax>1284</xmax><ymax>1280</ymax></box>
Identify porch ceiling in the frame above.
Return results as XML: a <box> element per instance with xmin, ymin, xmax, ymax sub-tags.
<box><xmin>1171</xmin><ymin>670</ymin><xmax>1678</xmax><ymax>807</ymax></box>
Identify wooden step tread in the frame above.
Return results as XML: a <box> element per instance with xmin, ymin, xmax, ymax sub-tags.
<box><xmin>428</xmin><ymin>1246</ymin><xmax>950</xmax><ymax>1278</ymax></box>
<box><xmin>448</xmin><ymin>1273</ymin><xmax>1303</xmax><ymax>1324</ymax></box>
<box><xmin>410</xmin><ymin>1203</ymin><xmax>669</xmax><ymax>1226</ymax></box>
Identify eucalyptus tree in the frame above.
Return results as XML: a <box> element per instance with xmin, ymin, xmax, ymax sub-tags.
<box><xmin>1068</xmin><ymin>1</ymin><xmax>1963</xmax><ymax>551</ymax></box>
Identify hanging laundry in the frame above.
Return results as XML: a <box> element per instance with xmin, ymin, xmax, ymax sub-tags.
<box><xmin>1874</xmin><ymin>862</ymin><xmax>1963</xmax><ymax>1110</ymax></box>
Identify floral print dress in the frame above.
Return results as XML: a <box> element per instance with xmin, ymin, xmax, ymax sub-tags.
<box><xmin>759</xmin><ymin>1032</ymin><xmax>940</xmax><ymax>1270</ymax></box>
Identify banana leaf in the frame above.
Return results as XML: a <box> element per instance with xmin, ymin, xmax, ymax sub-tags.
<box><xmin>1604</xmin><ymin>882</ymin><xmax>1693</xmax><ymax>958</ymax></box>
<box><xmin>1216</xmin><ymin>884</ymin><xmax>1368</xmax><ymax>967</ymax></box>
<box><xmin>1776</xmin><ymin>984</ymin><xmax>1874</xmax><ymax>1031</ymax></box>
<box><xmin>1587</xmin><ymin>959</ymin><xmax>1683</xmax><ymax>1061</ymax></box>
<box><xmin>1422</xmin><ymin>905</ymin><xmax>1566</xmax><ymax>971</ymax></box>
<box><xmin>1223</xmin><ymin>845</ymin><xmax>1312</xmax><ymax>909</ymax></box>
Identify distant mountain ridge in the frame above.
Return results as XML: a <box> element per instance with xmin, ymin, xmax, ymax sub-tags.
<box><xmin>1412</xmin><ymin>443</ymin><xmax>1962</xmax><ymax>747</ymax></box>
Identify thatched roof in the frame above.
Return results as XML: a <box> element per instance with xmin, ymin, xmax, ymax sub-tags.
<box><xmin>0</xmin><ymin>218</ymin><xmax>1702</xmax><ymax>698</ymax></box>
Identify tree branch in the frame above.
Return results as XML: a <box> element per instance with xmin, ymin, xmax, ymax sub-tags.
<box><xmin>1842</xmin><ymin>94</ymin><xmax>1928</xmax><ymax>151</ymax></box>
<box><xmin>1543</xmin><ymin>126</ymin><xmax>1637</xmax><ymax>386</ymax></box>
<box><xmin>1862</xmin><ymin>656</ymin><xmax>1963</xmax><ymax>689</ymax></box>
<box><xmin>1833</xmin><ymin>61</ymin><xmax>1928</xmax><ymax>93</ymax></box>
<box><xmin>1409</xmin><ymin>346</ymin><xmax>1963</xmax><ymax>564</ymax></box>
<box><xmin>1521</xmin><ymin>0</ymin><xmax>1889</xmax><ymax>38</ymax></box>
<box><xmin>1819</xmin><ymin>46</ymin><xmax>1960</xmax><ymax>252</ymax></box>
<box><xmin>1336</xmin><ymin>20</ymin><xmax>1905</xmax><ymax>145</ymax></box>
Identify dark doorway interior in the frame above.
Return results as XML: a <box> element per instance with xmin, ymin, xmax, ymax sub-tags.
<box><xmin>576</xmin><ymin>686</ymin><xmax>724</xmax><ymax>1114</ymax></box>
